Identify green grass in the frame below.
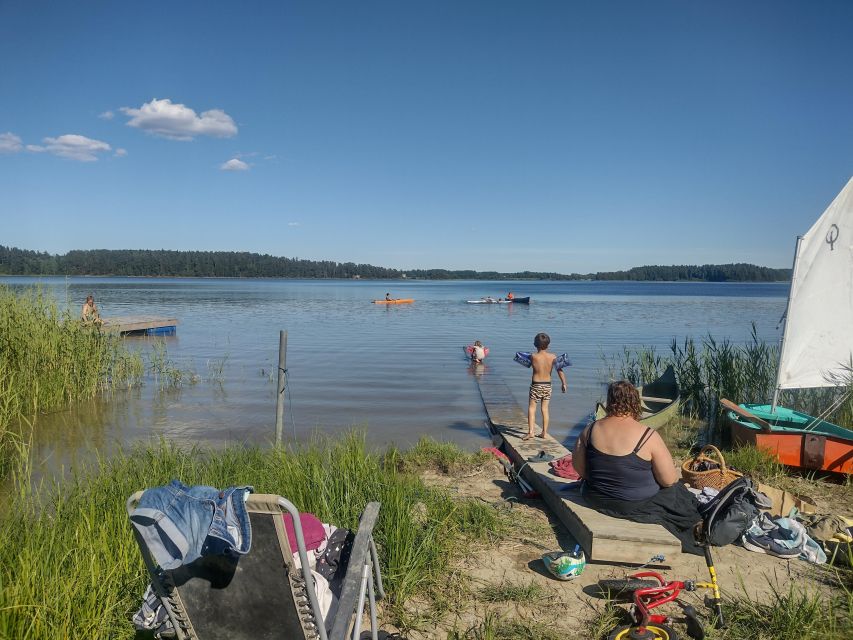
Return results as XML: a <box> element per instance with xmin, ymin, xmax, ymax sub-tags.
<box><xmin>705</xmin><ymin>583</ymin><xmax>853</xmax><ymax>640</ymax></box>
<box><xmin>478</xmin><ymin>580</ymin><xmax>545</xmax><ymax>603</ymax></box>
<box><xmin>0</xmin><ymin>285</ymin><xmax>144</xmax><ymax>474</ymax></box>
<box><xmin>724</xmin><ymin>444</ymin><xmax>786</xmax><ymax>481</ymax></box>
<box><xmin>447</xmin><ymin>612</ymin><xmax>562</xmax><ymax>640</ymax></box>
<box><xmin>390</xmin><ymin>437</ymin><xmax>492</xmax><ymax>475</ymax></box>
<box><xmin>0</xmin><ymin>432</ymin><xmax>504</xmax><ymax>640</ymax></box>
<box><xmin>584</xmin><ymin>598</ymin><xmax>629</xmax><ymax>640</ymax></box>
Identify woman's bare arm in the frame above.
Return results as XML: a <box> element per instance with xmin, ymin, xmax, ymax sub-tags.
<box><xmin>572</xmin><ymin>426</ymin><xmax>589</xmax><ymax>479</ymax></box>
<box><xmin>649</xmin><ymin>433</ymin><xmax>679</xmax><ymax>487</ymax></box>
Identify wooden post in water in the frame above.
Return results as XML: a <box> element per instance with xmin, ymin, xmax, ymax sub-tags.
<box><xmin>275</xmin><ymin>330</ymin><xmax>287</xmax><ymax>446</ymax></box>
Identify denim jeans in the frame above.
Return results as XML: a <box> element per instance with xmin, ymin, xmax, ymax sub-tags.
<box><xmin>130</xmin><ymin>480</ymin><xmax>253</xmax><ymax>570</ymax></box>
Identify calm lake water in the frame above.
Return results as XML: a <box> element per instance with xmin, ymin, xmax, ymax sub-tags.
<box><xmin>2</xmin><ymin>277</ymin><xmax>788</xmax><ymax>471</ymax></box>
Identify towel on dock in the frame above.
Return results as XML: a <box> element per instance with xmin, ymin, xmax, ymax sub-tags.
<box><xmin>550</xmin><ymin>455</ymin><xmax>580</xmax><ymax>480</ymax></box>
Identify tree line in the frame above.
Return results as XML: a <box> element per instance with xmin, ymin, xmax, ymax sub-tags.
<box><xmin>0</xmin><ymin>246</ymin><xmax>791</xmax><ymax>282</ymax></box>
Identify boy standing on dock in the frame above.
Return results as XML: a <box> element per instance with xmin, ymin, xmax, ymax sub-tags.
<box><xmin>525</xmin><ymin>332</ymin><xmax>567</xmax><ymax>440</ymax></box>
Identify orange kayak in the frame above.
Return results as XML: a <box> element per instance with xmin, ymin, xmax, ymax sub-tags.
<box><xmin>372</xmin><ymin>299</ymin><xmax>414</xmax><ymax>304</ymax></box>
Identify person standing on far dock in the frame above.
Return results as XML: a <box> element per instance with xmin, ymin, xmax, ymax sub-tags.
<box><xmin>524</xmin><ymin>332</ymin><xmax>567</xmax><ymax>440</ymax></box>
<box><xmin>81</xmin><ymin>294</ymin><xmax>103</xmax><ymax>326</ymax></box>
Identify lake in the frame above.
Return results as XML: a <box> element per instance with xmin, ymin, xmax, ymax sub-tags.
<box><xmin>1</xmin><ymin>277</ymin><xmax>788</xmax><ymax>471</ymax></box>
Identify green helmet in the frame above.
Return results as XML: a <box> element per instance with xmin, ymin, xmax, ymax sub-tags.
<box><xmin>542</xmin><ymin>550</ymin><xmax>586</xmax><ymax>581</ymax></box>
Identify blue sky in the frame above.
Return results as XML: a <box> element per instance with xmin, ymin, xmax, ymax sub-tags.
<box><xmin>1</xmin><ymin>1</ymin><xmax>851</xmax><ymax>272</ymax></box>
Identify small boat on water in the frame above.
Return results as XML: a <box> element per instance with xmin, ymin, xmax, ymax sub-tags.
<box><xmin>594</xmin><ymin>365</ymin><xmax>680</xmax><ymax>429</ymax></box>
<box><xmin>372</xmin><ymin>299</ymin><xmax>414</xmax><ymax>305</ymax></box>
<box><xmin>466</xmin><ymin>296</ymin><xmax>530</xmax><ymax>304</ymax></box>
<box><xmin>728</xmin><ymin>177</ymin><xmax>853</xmax><ymax>473</ymax></box>
<box><xmin>725</xmin><ymin>402</ymin><xmax>853</xmax><ymax>474</ymax></box>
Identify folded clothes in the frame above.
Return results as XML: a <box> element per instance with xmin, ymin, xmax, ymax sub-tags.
<box><xmin>283</xmin><ymin>512</ymin><xmax>328</xmax><ymax>552</ymax></box>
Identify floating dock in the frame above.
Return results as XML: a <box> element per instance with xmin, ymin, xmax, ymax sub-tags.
<box><xmin>473</xmin><ymin>367</ymin><xmax>681</xmax><ymax>564</ymax></box>
<box><xmin>102</xmin><ymin>316</ymin><xmax>179</xmax><ymax>336</ymax></box>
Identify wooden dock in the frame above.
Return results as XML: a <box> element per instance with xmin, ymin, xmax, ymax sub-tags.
<box><xmin>102</xmin><ymin>316</ymin><xmax>179</xmax><ymax>336</ymax></box>
<box><xmin>473</xmin><ymin>367</ymin><xmax>681</xmax><ymax>564</ymax></box>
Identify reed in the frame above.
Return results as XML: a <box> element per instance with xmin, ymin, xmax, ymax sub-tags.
<box><xmin>608</xmin><ymin>325</ymin><xmax>853</xmax><ymax>429</ymax></box>
<box><xmin>0</xmin><ymin>286</ymin><xmax>144</xmax><ymax>472</ymax></box>
<box><xmin>0</xmin><ymin>432</ymin><xmax>503</xmax><ymax>639</ymax></box>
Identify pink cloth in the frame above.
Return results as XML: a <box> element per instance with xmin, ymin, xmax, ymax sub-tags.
<box><xmin>550</xmin><ymin>454</ymin><xmax>580</xmax><ymax>480</ymax></box>
<box><xmin>282</xmin><ymin>512</ymin><xmax>327</xmax><ymax>552</ymax></box>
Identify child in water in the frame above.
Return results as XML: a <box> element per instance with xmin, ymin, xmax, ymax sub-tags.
<box><xmin>525</xmin><ymin>332</ymin><xmax>567</xmax><ymax>440</ymax></box>
<box><xmin>471</xmin><ymin>340</ymin><xmax>486</xmax><ymax>364</ymax></box>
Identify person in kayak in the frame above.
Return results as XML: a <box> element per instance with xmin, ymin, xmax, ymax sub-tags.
<box><xmin>571</xmin><ymin>380</ymin><xmax>703</xmax><ymax>555</ymax></box>
<box><xmin>524</xmin><ymin>332</ymin><xmax>567</xmax><ymax>440</ymax></box>
<box><xmin>385</xmin><ymin>293</ymin><xmax>392</xmax><ymax>301</ymax></box>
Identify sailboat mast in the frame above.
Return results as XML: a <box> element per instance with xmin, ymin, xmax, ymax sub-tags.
<box><xmin>771</xmin><ymin>235</ymin><xmax>804</xmax><ymax>412</ymax></box>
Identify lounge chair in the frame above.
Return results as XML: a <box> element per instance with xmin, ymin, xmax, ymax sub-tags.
<box><xmin>126</xmin><ymin>492</ymin><xmax>385</xmax><ymax>640</ymax></box>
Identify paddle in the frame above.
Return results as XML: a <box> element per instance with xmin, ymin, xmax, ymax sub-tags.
<box><xmin>720</xmin><ymin>398</ymin><xmax>772</xmax><ymax>433</ymax></box>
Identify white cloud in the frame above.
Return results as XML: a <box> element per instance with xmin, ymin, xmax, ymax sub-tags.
<box><xmin>121</xmin><ymin>98</ymin><xmax>238</xmax><ymax>140</ymax></box>
<box><xmin>28</xmin><ymin>134</ymin><xmax>112</xmax><ymax>162</ymax></box>
<box><xmin>99</xmin><ymin>110</ymin><xmax>115</xmax><ymax>120</ymax></box>
<box><xmin>0</xmin><ymin>132</ymin><xmax>23</xmax><ymax>153</ymax></box>
<box><xmin>220</xmin><ymin>158</ymin><xmax>249</xmax><ymax>171</ymax></box>
<box><xmin>288</xmin><ymin>222</ymin><xmax>300</xmax><ymax>227</ymax></box>
<box><xmin>114</xmin><ymin>148</ymin><xmax>127</xmax><ymax>157</ymax></box>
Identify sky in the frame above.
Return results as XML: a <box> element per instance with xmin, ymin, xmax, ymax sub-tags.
<box><xmin>1</xmin><ymin>1</ymin><xmax>852</xmax><ymax>273</ymax></box>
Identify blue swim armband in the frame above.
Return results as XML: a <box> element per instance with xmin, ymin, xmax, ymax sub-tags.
<box><xmin>514</xmin><ymin>352</ymin><xmax>572</xmax><ymax>370</ymax></box>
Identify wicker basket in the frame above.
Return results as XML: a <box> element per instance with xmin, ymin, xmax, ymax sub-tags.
<box><xmin>681</xmin><ymin>445</ymin><xmax>743</xmax><ymax>491</ymax></box>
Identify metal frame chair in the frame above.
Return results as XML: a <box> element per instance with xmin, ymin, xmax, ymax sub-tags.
<box><xmin>127</xmin><ymin>492</ymin><xmax>384</xmax><ymax>640</ymax></box>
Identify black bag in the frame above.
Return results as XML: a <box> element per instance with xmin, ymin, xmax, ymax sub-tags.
<box><xmin>699</xmin><ymin>477</ymin><xmax>771</xmax><ymax>547</ymax></box>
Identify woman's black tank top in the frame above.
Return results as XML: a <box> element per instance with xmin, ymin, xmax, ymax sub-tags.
<box><xmin>585</xmin><ymin>422</ymin><xmax>660</xmax><ymax>502</ymax></box>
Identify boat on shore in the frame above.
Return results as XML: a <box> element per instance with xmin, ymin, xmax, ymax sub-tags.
<box><xmin>594</xmin><ymin>365</ymin><xmax>680</xmax><ymax>429</ymax></box>
<box><xmin>466</xmin><ymin>296</ymin><xmax>530</xmax><ymax>304</ymax></box>
<box><xmin>725</xmin><ymin>403</ymin><xmax>853</xmax><ymax>474</ymax></box>
<box><xmin>372</xmin><ymin>299</ymin><xmax>414</xmax><ymax>305</ymax></box>
<box><xmin>727</xmin><ymin>177</ymin><xmax>853</xmax><ymax>473</ymax></box>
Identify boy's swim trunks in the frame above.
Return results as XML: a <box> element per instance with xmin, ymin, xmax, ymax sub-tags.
<box><xmin>529</xmin><ymin>381</ymin><xmax>552</xmax><ymax>402</ymax></box>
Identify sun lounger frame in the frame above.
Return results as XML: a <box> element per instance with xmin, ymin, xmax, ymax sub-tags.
<box><xmin>127</xmin><ymin>492</ymin><xmax>384</xmax><ymax>640</ymax></box>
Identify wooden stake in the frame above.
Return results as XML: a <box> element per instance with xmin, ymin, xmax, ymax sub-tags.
<box><xmin>275</xmin><ymin>330</ymin><xmax>287</xmax><ymax>445</ymax></box>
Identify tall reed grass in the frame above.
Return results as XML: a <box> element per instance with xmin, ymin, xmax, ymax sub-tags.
<box><xmin>0</xmin><ymin>286</ymin><xmax>144</xmax><ymax>473</ymax></box>
<box><xmin>0</xmin><ymin>433</ymin><xmax>502</xmax><ymax>639</ymax></box>
<box><xmin>606</xmin><ymin>324</ymin><xmax>853</xmax><ymax>429</ymax></box>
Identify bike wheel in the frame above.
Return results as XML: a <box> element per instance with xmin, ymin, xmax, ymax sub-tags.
<box><xmin>607</xmin><ymin>623</ymin><xmax>680</xmax><ymax>640</ymax></box>
<box><xmin>598</xmin><ymin>578</ymin><xmax>658</xmax><ymax>595</ymax></box>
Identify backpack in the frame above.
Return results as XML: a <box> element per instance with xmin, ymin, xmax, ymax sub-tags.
<box><xmin>699</xmin><ymin>477</ymin><xmax>772</xmax><ymax>547</ymax></box>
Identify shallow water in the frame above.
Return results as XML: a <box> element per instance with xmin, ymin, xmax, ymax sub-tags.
<box><xmin>2</xmin><ymin>277</ymin><xmax>787</xmax><ymax>472</ymax></box>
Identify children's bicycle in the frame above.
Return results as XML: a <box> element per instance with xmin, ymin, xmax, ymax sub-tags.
<box><xmin>598</xmin><ymin>566</ymin><xmax>721</xmax><ymax>640</ymax></box>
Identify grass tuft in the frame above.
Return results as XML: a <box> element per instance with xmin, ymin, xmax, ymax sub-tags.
<box><xmin>478</xmin><ymin>580</ymin><xmax>545</xmax><ymax>603</ymax></box>
<box><xmin>0</xmin><ymin>431</ymin><xmax>505</xmax><ymax>639</ymax></box>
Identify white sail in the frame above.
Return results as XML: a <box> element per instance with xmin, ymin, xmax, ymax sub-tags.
<box><xmin>777</xmin><ymin>176</ymin><xmax>853</xmax><ymax>389</ymax></box>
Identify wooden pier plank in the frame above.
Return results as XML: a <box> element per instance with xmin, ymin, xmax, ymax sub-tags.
<box><xmin>472</xmin><ymin>368</ymin><xmax>681</xmax><ymax>564</ymax></box>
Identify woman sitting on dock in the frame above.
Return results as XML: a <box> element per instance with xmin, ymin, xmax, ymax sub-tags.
<box><xmin>81</xmin><ymin>295</ymin><xmax>103</xmax><ymax>326</ymax></box>
<box><xmin>572</xmin><ymin>380</ymin><xmax>702</xmax><ymax>555</ymax></box>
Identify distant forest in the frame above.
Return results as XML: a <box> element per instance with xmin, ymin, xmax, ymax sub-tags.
<box><xmin>0</xmin><ymin>246</ymin><xmax>791</xmax><ymax>282</ymax></box>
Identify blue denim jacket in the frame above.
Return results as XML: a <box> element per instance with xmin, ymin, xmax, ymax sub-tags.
<box><xmin>130</xmin><ymin>480</ymin><xmax>253</xmax><ymax>570</ymax></box>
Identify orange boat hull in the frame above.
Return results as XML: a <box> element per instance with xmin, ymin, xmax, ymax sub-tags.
<box><xmin>372</xmin><ymin>299</ymin><xmax>414</xmax><ymax>305</ymax></box>
<box><xmin>729</xmin><ymin>418</ymin><xmax>853</xmax><ymax>474</ymax></box>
